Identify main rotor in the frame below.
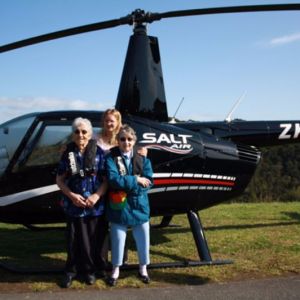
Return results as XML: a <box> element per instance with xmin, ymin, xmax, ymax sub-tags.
<box><xmin>1</xmin><ymin>3</ymin><xmax>300</xmax><ymax>53</ymax></box>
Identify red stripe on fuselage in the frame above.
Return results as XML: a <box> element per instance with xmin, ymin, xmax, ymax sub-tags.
<box><xmin>153</xmin><ymin>179</ymin><xmax>235</xmax><ymax>187</ymax></box>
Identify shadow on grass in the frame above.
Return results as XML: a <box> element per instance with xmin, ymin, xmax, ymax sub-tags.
<box><xmin>0</xmin><ymin>268</ymin><xmax>63</xmax><ymax>286</ymax></box>
<box><xmin>149</xmin><ymin>249</ymin><xmax>188</xmax><ymax>262</ymax></box>
<box><xmin>205</xmin><ymin>220</ymin><xmax>300</xmax><ymax>231</ymax></box>
<box><xmin>149</xmin><ymin>217</ymin><xmax>300</xmax><ymax>239</ymax></box>
<box><xmin>151</xmin><ymin>269</ymin><xmax>211</xmax><ymax>286</ymax></box>
<box><xmin>0</xmin><ymin>226</ymin><xmax>65</xmax><ymax>280</ymax></box>
<box><xmin>282</xmin><ymin>211</ymin><xmax>300</xmax><ymax>221</ymax></box>
<box><xmin>150</xmin><ymin>211</ymin><xmax>300</xmax><ymax>234</ymax></box>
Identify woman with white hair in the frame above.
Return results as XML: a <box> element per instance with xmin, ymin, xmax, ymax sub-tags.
<box><xmin>56</xmin><ymin>117</ymin><xmax>107</xmax><ymax>288</ymax></box>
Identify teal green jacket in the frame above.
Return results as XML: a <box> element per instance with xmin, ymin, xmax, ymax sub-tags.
<box><xmin>106</xmin><ymin>151</ymin><xmax>153</xmax><ymax>226</ymax></box>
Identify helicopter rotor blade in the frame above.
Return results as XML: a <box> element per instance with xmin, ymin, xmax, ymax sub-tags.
<box><xmin>0</xmin><ymin>15</ymin><xmax>132</xmax><ymax>53</ymax></box>
<box><xmin>157</xmin><ymin>3</ymin><xmax>300</xmax><ymax>20</ymax></box>
<box><xmin>1</xmin><ymin>3</ymin><xmax>300</xmax><ymax>53</ymax></box>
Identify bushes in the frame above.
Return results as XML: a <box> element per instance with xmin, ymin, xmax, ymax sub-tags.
<box><xmin>237</xmin><ymin>144</ymin><xmax>300</xmax><ymax>202</ymax></box>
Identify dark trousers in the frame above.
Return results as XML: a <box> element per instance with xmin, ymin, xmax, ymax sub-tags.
<box><xmin>65</xmin><ymin>214</ymin><xmax>108</xmax><ymax>276</ymax></box>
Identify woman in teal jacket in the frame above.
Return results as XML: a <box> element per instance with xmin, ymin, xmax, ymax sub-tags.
<box><xmin>105</xmin><ymin>124</ymin><xmax>153</xmax><ymax>286</ymax></box>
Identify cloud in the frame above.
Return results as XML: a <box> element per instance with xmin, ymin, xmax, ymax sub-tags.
<box><xmin>268</xmin><ymin>32</ymin><xmax>300</xmax><ymax>47</ymax></box>
<box><xmin>0</xmin><ymin>96</ymin><xmax>107</xmax><ymax>124</ymax></box>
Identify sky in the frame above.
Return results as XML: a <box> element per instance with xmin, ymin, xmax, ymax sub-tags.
<box><xmin>1</xmin><ymin>0</ymin><xmax>300</xmax><ymax>124</ymax></box>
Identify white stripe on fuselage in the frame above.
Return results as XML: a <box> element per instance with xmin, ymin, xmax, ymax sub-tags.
<box><xmin>0</xmin><ymin>184</ymin><xmax>59</xmax><ymax>206</ymax></box>
<box><xmin>0</xmin><ymin>172</ymin><xmax>236</xmax><ymax>207</ymax></box>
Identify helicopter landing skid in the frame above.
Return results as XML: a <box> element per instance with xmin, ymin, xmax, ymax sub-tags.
<box><xmin>121</xmin><ymin>259</ymin><xmax>232</xmax><ymax>271</ymax></box>
<box><xmin>122</xmin><ymin>209</ymin><xmax>233</xmax><ymax>270</ymax></box>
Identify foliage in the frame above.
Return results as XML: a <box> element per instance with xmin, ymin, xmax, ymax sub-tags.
<box><xmin>237</xmin><ymin>144</ymin><xmax>300</xmax><ymax>202</ymax></box>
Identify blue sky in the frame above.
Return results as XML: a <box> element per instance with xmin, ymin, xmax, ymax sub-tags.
<box><xmin>1</xmin><ymin>0</ymin><xmax>300</xmax><ymax>124</ymax></box>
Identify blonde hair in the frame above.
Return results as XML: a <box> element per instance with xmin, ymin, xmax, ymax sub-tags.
<box><xmin>101</xmin><ymin>108</ymin><xmax>122</xmax><ymax>146</ymax></box>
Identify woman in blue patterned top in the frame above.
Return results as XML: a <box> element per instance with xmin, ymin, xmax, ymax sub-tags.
<box><xmin>56</xmin><ymin>117</ymin><xmax>107</xmax><ymax>288</ymax></box>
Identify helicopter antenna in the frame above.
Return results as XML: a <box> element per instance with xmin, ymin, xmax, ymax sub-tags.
<box><xmin>169</xmin><ymin>97</ymin><xmax>184</xmax><ymax>123</ymax></box>
<box><xmin>173</xmin><ymin>97</ymin><xmax>185</xmax><ymax>118</ymax></box>
<box><xmin>225</xmin><ymin>91</ymin><xmax>247</xmax><ymax>123</ymax></box>
<box><xmin>169</xmin><ymin>97</ymin><xmax>185</xmax><ymax>123</ymax></box>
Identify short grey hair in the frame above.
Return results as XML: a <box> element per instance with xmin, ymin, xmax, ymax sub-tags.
<box><xmin>72</xmin><ymin>117</ymin><xmax>93</xmax><ymax>135</ymax></box>
<box><xmin>117</xmin><ymin>124</ymin><xmax>137</xmax><ymax>141</ymax></box>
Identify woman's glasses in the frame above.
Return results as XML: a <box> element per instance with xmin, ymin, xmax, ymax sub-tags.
<box><xmin>74</xmin><ymin>129</ymin><xmax>88</xmax><ymax>135</ymax></box>
<box><xmin>120</xmin><ymin>137</ymin><xmax>133</xmax><ymax>142</ymax></box>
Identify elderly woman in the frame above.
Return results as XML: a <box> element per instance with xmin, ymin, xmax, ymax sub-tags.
<box><xmin>56</xmin><ymin>117</ymin><xmax>107</xmax><ymax>288</ymax></box>
<box><xmin>105</xmin><ymin>124</ymin><xmax>153</xmax><ymax>286</ymax></box>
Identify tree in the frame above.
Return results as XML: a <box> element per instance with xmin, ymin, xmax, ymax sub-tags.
<box><xmin>236</xmin><ymin>144</ymin><xmax>300</xmax><ymax>202</ymax></box>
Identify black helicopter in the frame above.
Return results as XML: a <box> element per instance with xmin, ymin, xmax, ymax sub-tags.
<box><xmin>1</xmin><ymin>3</ymin><xmax>300</xmax><ymax>267</ymax></box>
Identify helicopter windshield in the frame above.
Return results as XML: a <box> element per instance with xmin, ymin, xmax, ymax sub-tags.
<box><xmin>0</xmin><ymin>115</ymin><xmax>36</xmax><ymax>176</ymax></box>
<box><xmin>25</xmin><ymin>124</ymin><xmax>74</xmax><ymax>169</ymax></box>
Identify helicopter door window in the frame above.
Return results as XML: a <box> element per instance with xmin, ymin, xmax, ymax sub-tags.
<box><xmin>13</xmin><ymin>123</ymin><xmax>101</xmax><ymax>172</ymax></box>
<box><xmin>24</xmin><ymin>125</ymin><xmax>72</xmax><ymax>168</ymax></box>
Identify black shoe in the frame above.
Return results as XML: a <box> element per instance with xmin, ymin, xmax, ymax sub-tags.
<box><xmin>61</xmin><ymin>274</ymin><xmax>74</xmax><ymax>288</ymax></box>
<box><xmin>138</xmin><ymin>272</ymin><xmax>150</xmax><ymax>284</ymax></box>
<box><xmin>107</xmin><ymin>277</ymin><xmax>118</xmax><ymax>287</ymax></box>
<box><xmin>85</xmin><ymin>274</ymin><xmax>96</xmax><ymax>285</ymax></box>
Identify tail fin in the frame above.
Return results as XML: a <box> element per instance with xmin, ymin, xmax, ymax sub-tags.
<box><xmin>116</xmin><ymin>25</ymin><xmax>168</xmax><ymax>122</ymax></box>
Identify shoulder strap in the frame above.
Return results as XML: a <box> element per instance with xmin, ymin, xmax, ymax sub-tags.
<box><xmin>65</xmin><ymin>140</ymin><xmax>97</xmax><ymax>177</ymax></box>
<box><xmin>110</xmin><ymin>146</ymin><xmax>121</xmax><ymax>158</ymax></box>
<box><xmin>110</xmin><ymin>146</ymin><xmax>127</xmax><ymax>176</ymax></box>
<box><xmin>64</xmin><ymin>142</ymin><xmax>80</xmax><ymax>176</ymax></box>
<box><xmin>84</xmin><ymin>139</ymin><xmax>97</xmax><ymax>174</ymax></box>
<box><xmin>65</xmin><ymin>141</ymin><xmax>76</xmax><ymax>154</ymax></box>
<box><xmin>110</xmin><ymin>146</ymin><xmax>144</xmax><ymax>176</ymax></box>
<box><xmin>110</xmin><ymin>146</ymin><xmax>143</xmax><ymax>175</ymax></box>
<box><xmin>132</xmin><ymin>146</ymin><xmax>143</xmax><ymax>176</ymax></box>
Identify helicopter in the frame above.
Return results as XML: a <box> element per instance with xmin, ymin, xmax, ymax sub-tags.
<box><xmin>1</xmin><ymin>3</ymin><xmax>300</xmax><ymax>269</ymax></box>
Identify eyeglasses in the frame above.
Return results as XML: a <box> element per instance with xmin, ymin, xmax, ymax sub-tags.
<box><xmin>74</xmin><ymin>129</ymin><xmax>88</xmax><ymax>135</ymax></box>
<box><xmin>120</xmin><ymin>137</ymin><xmax>133</xmax><ymax>142</ymax></box>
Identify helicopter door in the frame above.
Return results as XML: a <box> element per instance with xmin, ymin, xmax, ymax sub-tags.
<box><xmin>0</xmin><ymin>120</ymin><xmax>72</xmax><ymax>196</ymax></box>
<box><xmin>11</xmin><ymin>120</ymin><xmax>101</xmax><ymax>191</ymax></box>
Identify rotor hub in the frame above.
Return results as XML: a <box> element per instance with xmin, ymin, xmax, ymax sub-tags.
<box><xmin>129</xmin><ymin>9</ymin><xmax>160</xmax><ymax>28</ymax></box>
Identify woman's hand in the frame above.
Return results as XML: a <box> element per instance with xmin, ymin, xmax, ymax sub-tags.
<box><xmin>137</xmin><ymin>176</ymin><xmax>151</xmax><ymax>188</ymax></box>
<box><xmin>85</xmin><ymin>193</ymin><xmax>100</xmax><ymax>208</ymax></box>
<box><xmin>137</xmin><ymin>146</ymin><xmax>148</xmax><ymax>157</ymax></box>
<box><xmin>70</xmin><ymin>192</ymin><xmax>86</xmax><ymax>208</ymax></box>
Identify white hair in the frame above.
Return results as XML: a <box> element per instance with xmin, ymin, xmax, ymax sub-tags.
<box><xmin>72</xmin><ymin>117</ymin><xmax>93</xmax><ymax>135</ymax></box>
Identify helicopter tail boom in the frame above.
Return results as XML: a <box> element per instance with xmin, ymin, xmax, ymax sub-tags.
<box><xmin>177</xmin><ymin>120</ymin><xmax>300</xmax><ymax>148</ymax></box>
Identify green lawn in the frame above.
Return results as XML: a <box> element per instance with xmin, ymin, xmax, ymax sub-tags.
<box><xmin>0</xmin><ymin>202</ymin><xmax>299</xmax><ymax>292</ymax></box>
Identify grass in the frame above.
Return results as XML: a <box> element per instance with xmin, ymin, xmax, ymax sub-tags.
<box><xmin>0</xmin><ymin>202</ymin><xmax>299</xmax><ymax>292</ymax></box>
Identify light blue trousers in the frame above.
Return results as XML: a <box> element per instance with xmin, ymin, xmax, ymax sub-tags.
<box><xmin>110</xmin><ymin>221</ymin><xmax>150</xmax><ymax>266</ymax></box>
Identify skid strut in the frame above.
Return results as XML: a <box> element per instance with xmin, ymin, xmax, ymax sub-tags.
<box><xmin>122</xmin><ymin>210</ymin><xmax>232</xmax><ymax>270</ymax></box>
